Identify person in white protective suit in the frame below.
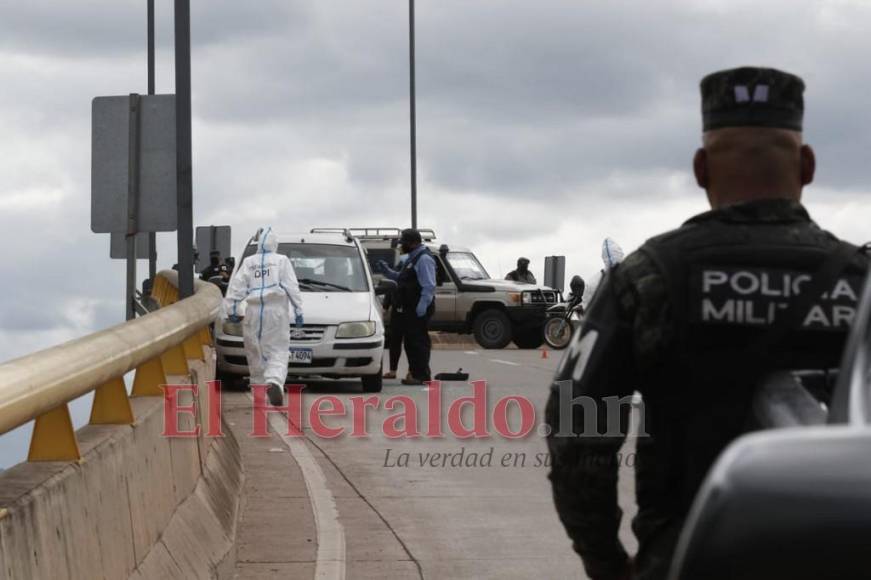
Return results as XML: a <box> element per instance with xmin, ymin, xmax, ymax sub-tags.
<box><xmin>224</xmin><ymin>228</ymin><xmax>304</xmax><ymax>406</ymax></box>
<box><xmin>581</xmin><ymin>237</ymin><xmax>625</xmax><ymax>307</ymax></box>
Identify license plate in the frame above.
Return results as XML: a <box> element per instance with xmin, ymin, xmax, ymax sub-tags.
<box><xmin>289</xmin><ymin>348</ymin><xmax>313</xmax><ymax>364</ymax></box>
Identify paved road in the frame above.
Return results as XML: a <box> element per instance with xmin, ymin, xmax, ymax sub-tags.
<box><xmin>225</xmin><ymin>349</ymin><xmax>638</xmax><ymax>580</ymax></box>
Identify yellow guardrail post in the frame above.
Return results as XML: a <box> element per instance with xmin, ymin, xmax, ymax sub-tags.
<box><xmin>132</xmin><ymin>356</ymin><xmax>167</xmax><ymax>397</ymax></box>
<box><xmin>28</xmin><ymin>404</ymin><xmax>81</xmax><ymax>462</ymax></box>
<box><xmin>183</xmin><ymin>333</ymin><xmax>205</xmax><ymax>361</ymax></box>
<box><xmin>161</xmin><ymin>344</ymin><xmax>190</xmax><ymax>375</ymax></box>
<box><xmin>89</xmin><ymin>377</ymin><xmax>135</xmax><ymax>425</ymax></box>
<box><xmin>152</xmin><ymin>275</ymin><xmax>167</xmax><ymax>304</ymax></box>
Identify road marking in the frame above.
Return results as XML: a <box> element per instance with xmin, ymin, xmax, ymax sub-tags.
<box><xmin>490</xmin><ymin>359</ymin><xmax>520</xmax><ymax>366</ymax></box>
<box><xmin>250</xmin><ymin>393</ymin><xmax>346</xmax><ymax>580</ymax></box>
<box><xmin>463</xmin><ymin>350</ymin><xmax>479</xmax><ymax>355</ymax></box>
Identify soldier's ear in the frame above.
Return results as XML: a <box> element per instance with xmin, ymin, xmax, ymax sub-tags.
<box><xmin>800</xmin><ymin>144</ymin><xmax>815</xmax><ymax>187</ymax></box>
<box><xmin>693</xmin><ymin>148</ymin><xmax>709</xmax><ymax>189</ymax></box>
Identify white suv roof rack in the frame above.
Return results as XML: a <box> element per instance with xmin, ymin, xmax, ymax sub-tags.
<box><xmin>311</xmin><ymin>228</ymin><xmax>437</xmax><ymax>241</ymax></box>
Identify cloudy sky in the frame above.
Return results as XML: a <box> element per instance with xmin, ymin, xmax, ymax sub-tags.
<box><xmin>1</xmin><ymin>0</ymin><xmax>871</xmax><ymax>363</ymax></box>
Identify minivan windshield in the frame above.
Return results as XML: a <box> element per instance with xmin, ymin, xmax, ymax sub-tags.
<box><xmin>243</xmin><ymin>243</ymin><xmax>369</xmax><ymax>292</ymax></box>
<box><xmin>446</xmin><ymin>252</ymin><xmax>490</xmax><ymax>281</ymax></box>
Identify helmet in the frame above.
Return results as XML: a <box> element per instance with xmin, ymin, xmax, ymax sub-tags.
<box><xmin>570</xmin><ymin>275</ymin><xmax>585</xmax><ymax>297</ymax></box>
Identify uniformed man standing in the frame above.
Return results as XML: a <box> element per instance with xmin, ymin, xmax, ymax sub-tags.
<box><xmin>377</xmin><ymin>229</ymin><xmax>437</xmax><ymax>385</ymax></box>
<box><xmin>545</xmin><ymin>67</ymin><xmax>868</xmax><ymax>580</ymax></box>
<box><xmin>200</xmin><ymin>250</ymin><xmax>225</xmax><ymax>281</ymax></box>
<box><xmin>506</xmin><ymin>257</ymin><xmax>537</xmax><ymax>284</ymax></box>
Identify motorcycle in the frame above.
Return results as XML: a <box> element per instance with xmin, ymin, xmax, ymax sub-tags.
<box><xmin>543</xmin><ymin>275</ymin><xmax>585</xmax><ymax>349</ymax></box>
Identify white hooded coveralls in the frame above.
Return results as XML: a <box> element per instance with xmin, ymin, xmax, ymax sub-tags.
<box><xmin>582</xmin><ymin>238</ymin><xmax>625</xmax><ymax>306</ymax></box>
<box><xmin>224</xmin><ymin>229</ymin><xmax>304</xmax><ymax>387</ymax></box>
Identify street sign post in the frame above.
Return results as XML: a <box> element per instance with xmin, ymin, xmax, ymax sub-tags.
<box><xmin>110</xmin><ymin>232</ymin><xmax>151</xmax><ymax>259</ymax></box>
<box><xmin>147</xmin><ymin>0</ymin><xmax>158</xmax><ymax>281</ymax></box>
<box><xmin>92</xmin><ymin>93</ymin><xmax>177</xmax><ymax>319</ymax></box>
<box><xmin>175</xmin><ymin>0</ymin><xmax>195</xmax><ymax>299</ymax></box>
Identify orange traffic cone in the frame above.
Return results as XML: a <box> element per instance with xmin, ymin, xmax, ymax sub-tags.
<box><xmin>541</xmin><ymin>348</ymin><xmax>549</xmax><ymax>359</ymax></box>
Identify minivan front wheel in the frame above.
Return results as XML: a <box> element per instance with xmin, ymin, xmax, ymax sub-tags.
<box><xmin>473</xmin><ymin>309</ymin><xmax>513</xmax><ymax>349</ymax></box>
<box><xmin>361</xmin><ymin>370</ymin><xmax>383</xmax><ymax>393</ymax></box>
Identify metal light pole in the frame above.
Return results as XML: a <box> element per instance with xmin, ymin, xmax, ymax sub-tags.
<box><xmin>409</xmin><ymin>0</ymin><xmax>418</xmax><ymax>229</ymax></box>
<box><xmin>147</xmin><ymin>0</ymin><xmax>157</xmax><ymax>282</ymax></box>
<box><xmin>174</xmin><ymin>0</ymin><xmax>194</xmax><ymax>297</ymax></box>
<box><xmin>125</xmin><ymin>93</ymin><xmax>141</xmax><ymax>321</ymax></box>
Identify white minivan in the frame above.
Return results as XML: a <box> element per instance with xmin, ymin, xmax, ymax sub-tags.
<box><xmin>215</xmin><ymin>231</ymin><xmax>392</xmax><ymax>392</ymax></box>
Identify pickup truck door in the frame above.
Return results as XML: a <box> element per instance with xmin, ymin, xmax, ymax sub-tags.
<box><xmin>432</xmin><ymin>256</ymin><xmax>457</xmax><ymax>322</ymax></box>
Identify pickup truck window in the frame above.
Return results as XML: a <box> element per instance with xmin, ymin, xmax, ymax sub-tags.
<box><xmin>447</xmin><ymin>252</ymin><xmax>489</xmax><ymax>281</ymax></box>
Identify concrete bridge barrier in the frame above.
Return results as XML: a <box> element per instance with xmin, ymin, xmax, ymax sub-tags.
<box><xmin>0</xmin><ymin>272</ymin><xmax>243</xmax><ymax>579</ymax></box>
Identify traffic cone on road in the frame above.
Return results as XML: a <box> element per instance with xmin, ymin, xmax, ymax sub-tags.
<box><xmin>541</xmin><ymin>348</ymin><xmax>548</xmax><ymax>359</ymax></box>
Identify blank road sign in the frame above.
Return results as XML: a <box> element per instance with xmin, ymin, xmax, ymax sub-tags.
<box><xmin>91</xmin><ymin>94</ymin><xmax>178</xmax><ymax>233</ymax></box>
<box><xmin>544</xmin><ymin>255</ymin><xmax>566</xmax><ymax>294</ymax></box>
<box><xmin>110</xmin><ymin>232</ymin><xmax>152</xmax><ymax>259</ymax></box>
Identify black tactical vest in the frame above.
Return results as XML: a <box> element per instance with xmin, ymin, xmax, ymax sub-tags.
<box><xmin>636</xmin><ymin>201</ymin><xmax>867</xmax><ymax>511</ymax></box>
<box><xmin>397</xmin><ymin>248</ymin><xmax>435</xmax><ymax>314</ymax></box>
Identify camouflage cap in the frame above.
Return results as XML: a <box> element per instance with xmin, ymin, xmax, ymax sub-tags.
<box><xmin>700</xmin><ymin>67</ymin><xmax>805</xmax><ymax>132</ymax></box>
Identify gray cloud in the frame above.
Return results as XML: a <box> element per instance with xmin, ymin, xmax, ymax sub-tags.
<box><xmin>2</xmin><ymin>0</ymin><xmax>871</xmax><ymax>364</ymax></box>
<box><xmin>0</xmin><ymin>0</ymin><xmax>309</xmax><ymax>57</ymax></box>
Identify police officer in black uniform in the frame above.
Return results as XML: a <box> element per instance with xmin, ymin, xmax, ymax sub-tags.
<box><xmin>377</xmin><ymin>229</ymin><xmax>437</xmax><ymax>385</ymax></box>
<box><xmin>506</xmin><ymin>257</ymin><xmax>537</xmax><ymax>284</ymax></box>
<box><xmin>545</xmin><ymin>67</ymin><xmax>869</xmax><ymax>580</ymax></box>
<box><xmin>200</xmin><ymin>250</ymin><xmax>225</xmax><ymax>281</ymax></box>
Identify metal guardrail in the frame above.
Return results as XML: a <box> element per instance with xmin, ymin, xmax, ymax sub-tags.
<box><xmin>0</xmin><ymin>270</ymin><xmax>221</xmax><ymax>461</ymax></box>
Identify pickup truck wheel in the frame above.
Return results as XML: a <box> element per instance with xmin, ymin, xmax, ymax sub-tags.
<box><xmin>361</xmin><ymin>371</ymin><xmax>383</xmax><ymax>393</ymax></box>
<box><xmin>513</xmin><ymin>327</ymin><xmax>544</xmax><ymax>349</ymax></box>
<box><xmin>473</xmin><ymin>309</ymin><xmax>513</xmax><ymax>349</ymax></box>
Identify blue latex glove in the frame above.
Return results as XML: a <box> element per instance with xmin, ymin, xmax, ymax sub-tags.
<box><xmin>295</xmin><ymin>313</ymin><xmax>304</xmax><ymax>328</ymax></box>
<box><xmin>376</xmin><ymin>260</ymin><xmax>389</xmax><ymax>273</ymax></box>
<box><xmin>228</xmin><ymin>314</ymin><xmax>242</xmax><ymax>323</ymax></box>
<box><xmin>415</xmin><ymin>300</ymin><xmax>428</xmax><ymax>318</ymax></box>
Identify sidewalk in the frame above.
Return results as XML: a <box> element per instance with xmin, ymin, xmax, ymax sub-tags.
<box><xmin>223</xmin><ymin>393</ymin><xmax>420</xmax><ymax>580</ymax></box>
<box><xmin>224</xmin><ymin>395</ymin><xmax>316</xmax><ymax>578</ymax></box>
